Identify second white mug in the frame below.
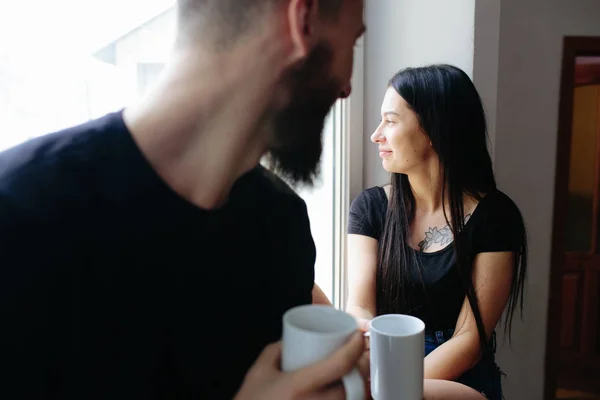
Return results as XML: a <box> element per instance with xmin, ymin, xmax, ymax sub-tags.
<box><xmin>369</xmin><ymin>314</ymin><xmax>425</xmax><ymax>400</ymax></box>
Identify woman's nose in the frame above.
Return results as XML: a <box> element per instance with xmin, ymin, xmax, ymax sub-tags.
<box><xmin>371</xmin><ymin>126</ymin><xmax>385</xmax><ymax>144</ymax></box>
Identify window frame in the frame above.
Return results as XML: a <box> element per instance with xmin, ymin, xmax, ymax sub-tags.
<box><xmin>332</xmin><ymin>36</ymin><xmax>364</xmax><ymax>310</ymax></box>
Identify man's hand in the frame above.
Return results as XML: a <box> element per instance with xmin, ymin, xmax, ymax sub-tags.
<box><xmin>234</xmin><ymin>331</ymin><xmax>370</xmax><ymax>400</ymax></box>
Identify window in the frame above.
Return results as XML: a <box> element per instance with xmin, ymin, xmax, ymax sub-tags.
<box><xmin>297</xmin><ymin>113</ymin><xmax>336</xmax><ymax>303</ymax></box>
<box><xmin>0</xmin><ymin>2</ymin><xmax>364</xmax><ymax>309</ymax></box>
<box><xmin>137</xmin><ymin>63</ymin><xmax>165</xmax><ymax>96</ymax></box>
<box><xmin>0</xmin><ymin>1</ymin><xmax>178</xmax><ymax>150</ymax></box>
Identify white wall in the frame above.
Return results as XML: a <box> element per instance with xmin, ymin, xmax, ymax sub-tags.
<box><xmin>492</xmin><ymin>1</ymin><xmax>600</xmax><ymax>399</ymax></box>
<box><xmin>473</xmin><ymin>0</ymin><xmax>501</xmax><ymax>159</ymax></box>
<box><xmin>363</xmin><ymin>0</ymin><xmax>476</xmax><ymax>188</ymax></box>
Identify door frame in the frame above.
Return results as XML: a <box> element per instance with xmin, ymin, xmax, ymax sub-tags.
<box><xmin>545</xmin><ymin>36</ymin><xmax>600</xmax><ymax>400</ymax></box>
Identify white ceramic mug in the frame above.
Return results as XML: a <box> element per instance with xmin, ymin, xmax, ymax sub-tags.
<box><xmin>369</xmin><ymin>314</ymin><xmax>425</xmax><ymax>400</ymax></box>
<box><xmin>282</xmin><ymin>305</ymin><xmax>365</xmax><ymax>400</ymax></box>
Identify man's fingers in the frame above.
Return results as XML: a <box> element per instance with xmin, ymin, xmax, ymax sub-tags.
<box><xmin>298</xmin><ymin>382</ymin><xmax>345</xmax><ymax>400</ymax></box>
<box><xmin>255</xmin><ymin>341</ymin><xmax>282</xmax><ymax>367</ymax></box>
<box><xmin>288</xmin><ymin>331</ymin><xmax>365</xmax><ymax>395</ymax></box>
<box><xmin>357</xmin><ymin>350</ymin><xmax>370</xmax><ymax>380</ymax></box>
<box><xmin>357</xmin><ymin>350</ymin><xmax>371</xmax><ymax>398</ymax></box>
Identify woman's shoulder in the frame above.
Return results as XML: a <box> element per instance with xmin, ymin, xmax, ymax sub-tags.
<box><xmin>352</xmin><ymin>185</ymin><xmax>388</xmax><ymax>210</ymax></box>
<box><xmin>348</xmin><ymin>185</ymin><xmax>388</xmax><ymax>239</ymax></box>
<box><xmin>469</xmin><ymin>189</ymin><xmax>526</xmax><ymax>252</ymax></box>
<box><xmin>478</xmin><ymin>190</ymin><xmax>523</xmax><ymax>222</ymax></box>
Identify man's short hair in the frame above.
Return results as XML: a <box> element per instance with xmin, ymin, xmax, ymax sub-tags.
<box><xmin>319</xmin><ymin>0</ymin><xmax>343</xmax><ymax>16</ymax></box>
<box><xmin>177</xmin><ymin>0</ymin><xmax>342</xmax><ymax>49</ymax></box>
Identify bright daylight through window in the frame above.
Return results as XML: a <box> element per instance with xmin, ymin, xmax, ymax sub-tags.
<box><xmin>0</xmin><ymin>0</ymin><xmax>340</xmax><ymax>303</ymax></box>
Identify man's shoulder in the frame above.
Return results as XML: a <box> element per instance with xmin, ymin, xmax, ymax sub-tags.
<box><xmin>254</xmin><ymin>165</ymin><xmax>301</xmax><ymax>199</ymax></box>
<box><xmin>0</xmin><ymin>112</ymin><xmax>125</xmax><ymax>213</ymax></box>
<box><xmin>234</xmin><ymin>165</ymin><xmax>308</xmax><ymax>215</ymax></box>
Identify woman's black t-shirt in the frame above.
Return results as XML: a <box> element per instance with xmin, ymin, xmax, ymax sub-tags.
<box><xmin>347</xmin><ymin>186</ymin><xmax>525</xmax><ymax>331</ymax></box>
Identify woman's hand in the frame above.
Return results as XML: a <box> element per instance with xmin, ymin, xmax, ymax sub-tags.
<box><xmin>355</xmin><ymin>317</ymin><xmax>371</xmax><ymax>333</ymax></box>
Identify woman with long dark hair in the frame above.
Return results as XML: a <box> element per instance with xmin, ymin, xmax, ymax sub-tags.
<box><xmin>346</xmin><ymin>65</ymin><xmax>527</xmax><ymax>399</ymax></box>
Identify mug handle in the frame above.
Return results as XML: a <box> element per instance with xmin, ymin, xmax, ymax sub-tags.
<box><xmin>342</xmin><ymin>368</ymin><xmax>365</xmax><ymax>400</ymax></box>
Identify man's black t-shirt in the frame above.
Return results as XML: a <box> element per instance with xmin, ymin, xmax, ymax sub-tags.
<box><xmin>0</xmin><ymin>111</ymin><xmax>315</xmax><ymax>399</ymax></box>
<box><xmin>347</xmin><ymin>186</ymin><xmax>525</xmax><ymax>331</ymax></box>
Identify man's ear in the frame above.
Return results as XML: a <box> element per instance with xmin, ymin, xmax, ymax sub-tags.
<box><xmin>286</xmin><ymin>0</ymin><xmax>319</xmax><ymax>62</ymax></box>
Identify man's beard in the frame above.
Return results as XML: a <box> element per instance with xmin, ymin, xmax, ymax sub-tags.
<box><xmin>266</xmin><ymin>42</ymin><xmax>341</xmax><ymax>187</ymax></box>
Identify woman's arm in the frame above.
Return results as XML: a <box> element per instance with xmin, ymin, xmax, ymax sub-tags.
<box><xmin>423</xmin><ymin>251</ymin><xmax>516</xmax><ymax>380</ymax></box>
<box><xmin>345</xmin><ymin>234</ymin><xmax>378</xmax><ymax>331</ymax></box>
<box><xmin>423</xmin><ymin>379</ymin><xmax>486</xmax><ymax>400</ymax></box>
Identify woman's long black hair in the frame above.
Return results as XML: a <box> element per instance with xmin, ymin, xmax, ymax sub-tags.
<box><xmin>375</xmin><ymin>65</ymin><xmax>527</xmax><ymax>353</ymax></box>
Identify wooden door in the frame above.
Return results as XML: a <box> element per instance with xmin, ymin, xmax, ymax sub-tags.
<box><xmin>558</xmin><ymin>83</ymin><xmax>600</xmax><ymax>392</ymax></box>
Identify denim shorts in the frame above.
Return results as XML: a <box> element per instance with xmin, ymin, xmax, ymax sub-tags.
<box><xmin>425</xmin><ymin>329</ymin><xmax>503</xmax><ymax>400</ymax></box>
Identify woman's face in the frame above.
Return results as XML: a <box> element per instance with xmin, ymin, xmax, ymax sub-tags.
<box><xmin>371</xmin><ymin>87</ymin><xmax>435</xmax><ymax>174</ymax></box>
